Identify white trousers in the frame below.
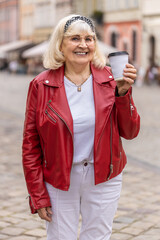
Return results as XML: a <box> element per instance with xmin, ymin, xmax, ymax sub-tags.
<box><xmin>46</xmin><ymin>162</ymin><xmax>122</xmax><ymax>240</ymax></box>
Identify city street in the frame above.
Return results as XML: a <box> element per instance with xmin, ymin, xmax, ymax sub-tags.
<box><xmin>0</xmin><ymin>71</ymin><xmax>160</xmax><ymax>240</ymax></box>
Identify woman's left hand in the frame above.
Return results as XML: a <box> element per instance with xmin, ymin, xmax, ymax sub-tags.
<box><xmin>116</xmin><ymin>63</ymin><xmax>137</xmax><ymax>96</ymax></box>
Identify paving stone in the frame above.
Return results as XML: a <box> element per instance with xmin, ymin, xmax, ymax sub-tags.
<box><xmin>143</xmin><ymin>215</ymin><xmax>160</xmax><ymax>223</ymax></box>
<box><xmin>9</xmin><ymin>237</ymin><xmax>36</xmax><ymax>240</ymax></box>
<box><xmin>0</xmin><ymin>210</ymin><xmax>13</xmax><ymax>217</ymax></box>
<box><xmin>11</xmin><ymin>213</ymin><xmax>32</xmax><ymax>220</ymax></box>
<box><xmin>130</xmin><ymin>220</ymin><xmax>154</xmax><ymax>229</ymax></box>
<box><xmin>25</xmin><ymin>228</ymin><xmax>46</xmax><ymax>237</ymax></box>
<box><xmin>110</xmin><ymin>233</ymin><xmax>132</xmax><ymax>240</ymax></box>
<box><xmin>132</xmin><ymin>235</ymin><xmax>160</xmax><ymax>240</ymax></box>
<box><xmin>114</xmin><ymin>216</ymin><xmax>136</xmax><ymax>224</ymax></box>
<box><xmin>0</xmin><ymin>234</ymin><xmax>9</xmax><ymax>239</ymax></box>
<box><xmin>112</xmin><ymin>222</ymin><xmax>128</xmax><ymax>230</ymax></box>
<box><xmin>121</xmin><ymin>226</ymin><xmax>144</xmax><ymax>235</ymax></box>
<box><xmin>17</xmin><ymin>220</ymin><xmax>43</xmax><ymax>230</ymax></box>
<box><xmin>145</xmin><ymin>228</ymin><xmax>160</xmax><ymax>235</ymax></box>
<box><xmin>0</xmin><ymin>221</ymin><xmax>11</xmax><ymax>228</ymax></box>
<box><xmin>1</xmin><ymin>227</ymin><xmax>25</xmax><ymax>236</ymax></box>
<box><xmin>2</xmin><ymin>217</ymin><xmax>21</xmax><ymax>224</ymax></box>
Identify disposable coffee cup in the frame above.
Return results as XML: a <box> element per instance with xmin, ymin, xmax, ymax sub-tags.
<box><xmin>108</xmin><ymin>51</ymin><xmax>129</xmax><ymax>81</ymax></box>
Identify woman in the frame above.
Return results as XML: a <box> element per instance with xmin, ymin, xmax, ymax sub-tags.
<box><xmin>22</xmin><ymin>15</ymin><xmax>140</xmax><ymax>240</ymax></box>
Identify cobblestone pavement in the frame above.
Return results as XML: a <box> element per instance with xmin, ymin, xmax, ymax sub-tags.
<box><xmin>0</xmin><ymin>72</ymin><xmax>160</xmax><ymax>240</ymax></box>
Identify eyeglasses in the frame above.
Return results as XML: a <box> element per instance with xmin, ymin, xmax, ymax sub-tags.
<box><xmin>65</xmin><ymin>35</ymin><xmax>95</xmax><ymax>45</ymax></box>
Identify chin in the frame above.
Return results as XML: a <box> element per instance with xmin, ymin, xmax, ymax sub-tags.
<box><xmin>75</xmin><ymin>57</ymin><xmax>91</xmax><ymax>63</ymax></box>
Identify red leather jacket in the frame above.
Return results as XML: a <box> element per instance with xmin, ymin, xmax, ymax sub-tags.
<box><xmin>22</xmin><ymin>64</ymin><xmax>140</xmax><ymax>213</ymax></box>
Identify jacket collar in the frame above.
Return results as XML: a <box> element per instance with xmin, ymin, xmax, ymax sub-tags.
<box><xmin>42</xmin><ymin>66</ymin><xmax>65</xmax><ymax>87</ymax></box>
<box><xmin>42</xmin><ymin>63</ymin><xmax>114</xmax><ymax>87</ymax></box>
<box><xmin>90</xmin><ymin>64</ymin><xmax>114</xmax><ymax>84</ymax></box>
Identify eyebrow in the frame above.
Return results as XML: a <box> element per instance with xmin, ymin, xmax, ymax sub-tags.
<box><xmin>70</xmin><ymin>34</ymin><xmax>94</xmax><ymax>38</ymax></box>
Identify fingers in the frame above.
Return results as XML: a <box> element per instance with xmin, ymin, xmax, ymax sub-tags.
<box><xmin>123</xmin><ymin>64</ymin><xmax>137</xmax><ymax>83</ymax></box>
<box><xmin>125</xmin><ymin>63</ymin><xmax>137</xmax><ymax>70</ymax></box>
<box><xmin>37</xmin><ymin>207</ymin><xmax>52</xmax><ymax>222</ymax></box>
<box><xmin>116</xmin><ymin>64</ymin><xmax>137</xmax><ymax>96</ymax></box>
<box><xmin>123</xmin><ymin>75</ymin><xmax>135</xmax><ymax>85</ymax></box>
<box><xmin>46</xmin><ymin>207</ymin><xmax>53</xmax><ymax>218</ymax></box>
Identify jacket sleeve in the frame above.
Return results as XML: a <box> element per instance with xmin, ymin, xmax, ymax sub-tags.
<box><xmin>115</xmin><ymin>87</ymin><xmax>140</xmax><ymax>139</ymax></box>
<box><xmin>22</xmin><ymin>79</ymin><xmax>51</xmax><ymax>214</ymax></box>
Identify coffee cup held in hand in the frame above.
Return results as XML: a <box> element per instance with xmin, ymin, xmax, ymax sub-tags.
<box><xmin>108</xmin><ymin>51</ymin><xmax>129</xmax><ymax>81</ymax></box>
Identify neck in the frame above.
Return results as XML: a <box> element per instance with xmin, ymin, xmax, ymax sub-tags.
<box><xmin>64</xmin><ymin>62</ymin><xmax>91</xmax><ymax>80</ymax></box>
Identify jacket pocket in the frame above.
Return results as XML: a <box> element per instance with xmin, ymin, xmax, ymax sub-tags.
<box><xmin>45</xmin><ymin>109</ymin><xmax>57</xmax><ymax>123</ymax></box>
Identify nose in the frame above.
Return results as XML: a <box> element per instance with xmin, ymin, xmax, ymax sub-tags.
<box><xmin>79</xmin><ymin>39</ymin><xmax>87</xmax><ymax>47</ymax></box>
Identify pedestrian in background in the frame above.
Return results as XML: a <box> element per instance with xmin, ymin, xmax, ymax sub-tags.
<box><xmin>22</xmin><ymin>14</ymin><xmax>140</xmax><ymax>240</ymax></box>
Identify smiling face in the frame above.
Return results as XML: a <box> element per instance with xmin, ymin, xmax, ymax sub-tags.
<box><xmin>61</xmin><ymin>31</ymin><xmax>96</xmax><ymax>68</ymax></box>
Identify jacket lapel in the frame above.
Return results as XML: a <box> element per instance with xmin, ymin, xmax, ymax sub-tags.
<box><xmin>91</xmin><ymin>64</ymin><xmax>116</xmax><ymax>146</ymax></box>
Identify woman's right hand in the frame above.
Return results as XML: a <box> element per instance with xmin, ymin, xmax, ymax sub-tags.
<box><xmin>37</xmin><ymin>207</ymin><xmax>52</xmax><ymax>222</ymax></box>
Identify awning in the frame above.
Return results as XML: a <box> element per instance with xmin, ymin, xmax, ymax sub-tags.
<box><xmin>22</xmin><ymin>41</ymin><xmax>49</xmax><ymax>58</ymax></box>
<box><xmin>0</xmin><ymin>51</ymin><xmax>7</xmax><ymax>59</ymax></box>
<box><xmin>0</xmin><ymin>40</ymin><xmax>33</xmax><ymax>56</ymax></box>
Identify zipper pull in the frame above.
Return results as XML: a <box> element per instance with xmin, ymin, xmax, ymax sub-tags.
<box><xmin>45</xmin><ymin>159</ymin><xmax>47</xmax><ymax>167</ymax></box>
<box><xmin>26</xmin><ymin>194</ymin><xmax>30</xmax><ymax>199</ymax></box>
<box><xmin>107</xmin><ymin>164</ymin><xmax>113</xmax><ymax>180</ymax></box>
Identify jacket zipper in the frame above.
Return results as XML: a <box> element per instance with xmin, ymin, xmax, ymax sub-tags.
<box><xmin>45</xmin><ymin>109</ymin><xmax>57</xmax><ymax>123</ymax></box>
<box><xmin>26</xmin><ymin>194</ymin><xmax>36</xmax><ymax>209</ymax></box>
<box><xmin>47</xmin><ymin>103</ymin><xmax>73</xmax><ymax>138</ymax></box>
<box><xmin>129</xmin><ymin>90</ymin><xmax>134</xmax><ymax>116</ymax></box>
<box><xmin>44</xmin><ymin>109</ymin><xmax>57</xmax><ymax>167</ymax></box>
<box><xmin>43</xmin><ymin>144</ymin><xmax>47</xmax><ymax>167</ymax></box>
<box><xmin>107</xmin><ymin>115</ymin><xmax>113</xmax><ymax>180</ymax></box>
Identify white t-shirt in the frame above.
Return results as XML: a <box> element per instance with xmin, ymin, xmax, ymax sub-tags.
<box><xmin>64</xmin><ymin>75</ymin><xmax>95</xmax><ymax>163</ymax></box>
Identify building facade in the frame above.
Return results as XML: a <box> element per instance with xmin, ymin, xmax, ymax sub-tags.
<box><xmin>72</xmin><ymin>0</ymin><xmax>104</xmax><ymax>17</ymax></box>
<box><xmin>103</xmin><ymin>0</ymin><xmax>141</xmax><ymax>66</ymax></box>
<box><xmin>0</xmin><ymin>0</ymin><xmax>19</xmax><ymax>44</ymax></box>
<box><xmin>19</xmin><ymin>0</ymin><xmax>34</xmax><ymax>41</ymax></box>
<box><xmin>141</xmin><ymin>0</ymin><xmax>160</xmax><ymax>68</ymax></box>
<box><xmin>20</xmin><ymin>0</ymin><xmax>72</xmax><ymax>43</ymax></box>
<box><xmin>103</xmin><ymin>0</ymin><xmax>160</xmax><ymax>69</ymax></box>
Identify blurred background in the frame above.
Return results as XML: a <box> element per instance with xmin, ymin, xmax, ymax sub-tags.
<box><xmin>0</xmin><ymin>0</ymin><xmax>160</xmax><ymax>84</ymax></box>
<box><xmin>0</xmin><ymin>1</ymin><xmax>160</xmax><ymax>240</ymax></box>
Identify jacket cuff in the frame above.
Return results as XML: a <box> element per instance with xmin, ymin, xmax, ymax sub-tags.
<box><xmin>115</xmin><ymin>87</ymin><xmax>132</xmax><ymax>109</ymax></box>
<box><xmin>29</xmin><ymin>195</ymin><xmax>51</xmax><ymax>214</ymax></box>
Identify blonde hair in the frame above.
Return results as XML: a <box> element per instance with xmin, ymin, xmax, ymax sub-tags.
<box><xmin>43</xmin><ymin>14</ymin><xmax>106</xmax><ymax>70</ymax></box>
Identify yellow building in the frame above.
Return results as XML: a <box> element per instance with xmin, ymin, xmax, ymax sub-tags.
<box><xmin>19</xmin><ymin>0</ymin><xmax>34</xmax><ymax>41</ymax></box>
<box><xmin>20</xmin><ymin>0</ymin><xmax>72</xmax><ymax>43</ymax></box>
<box><xmin>73</xmin><ymin>0</ymin><xmax>103</xmax><ymax>17</ymax></box>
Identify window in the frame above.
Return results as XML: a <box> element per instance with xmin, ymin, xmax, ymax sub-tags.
<box><xmin>35</xmin><ymin>3</ymin><xmax>53</xmax><ymax>28</ymax></box>
<box><xmin>111</xmin><ymin>32</ymin><xmax>118</xmax><ymax>47</ymax></box>
<box><xmin>106</xmin><ymin>0</ymin><xmax>118</xmax><ymax>11</ymax></box>
<box><xmin>149</xmin><ymin>36</ymin><xmax>155</xmax><ymax>65</ymax></box>
<box><xmin>133</xmin><ymin>0</ymin><xmax>138</xmax><ymax>7</ymax></box>
<box><xmin>132</xmin><ymin>30</ymin><xmax>137</xmax><ymax>61</ymax></box>
<box><xmin>125</xmin><ymin>0</ymin><xmax>130</xmax><ymax>8</ymax></box>
<box><xmin>123</xmin><ymin>42</ymin><xmax>128</xmax><ymax>52</ymax></box>
<box><xmin>106</xmin><ymin>0</ymin><xmax>112</xmax><ymax>11</ymax></box>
